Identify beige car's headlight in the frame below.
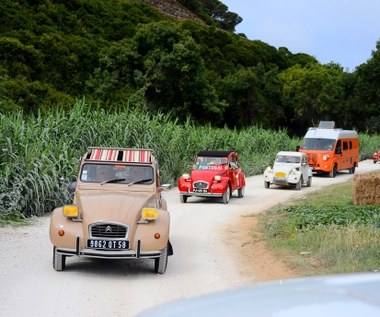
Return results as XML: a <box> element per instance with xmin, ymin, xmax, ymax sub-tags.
<box><xmin>63</xmin><ymin>205</ymin><xmax>79</xmax><ymax>217</ymax></box>
<box><xmin>141</xmin><ymin>207</ymin><xmax>158</xmax><ymax>221</ymax></box>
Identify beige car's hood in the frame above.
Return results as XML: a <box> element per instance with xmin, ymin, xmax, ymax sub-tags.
<box><xmin>76</xmin><ymin>190</ymin><xmax>157</xmax><ymax>224</ymax></box>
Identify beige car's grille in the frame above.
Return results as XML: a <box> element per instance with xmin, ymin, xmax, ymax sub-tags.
<box><xmin>90</xmin><ymin>224</ymin><xmax>128</xmax><ymax>239</ymax></box>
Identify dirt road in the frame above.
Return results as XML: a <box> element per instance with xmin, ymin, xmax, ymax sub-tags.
<box><xmin>0</xmin><ymin>160</ymin><xmax>379</xmax><ymax>317</ymax></box>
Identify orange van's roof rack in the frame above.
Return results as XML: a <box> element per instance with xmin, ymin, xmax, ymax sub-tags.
<box><xmin>318</xmin><ymin>121</ymin><xmax>335</xmax><ymax>129</ymax></box>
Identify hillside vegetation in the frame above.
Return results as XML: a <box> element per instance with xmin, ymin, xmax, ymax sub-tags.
<box><xmin>1</xmin><ymin>0</ymin><xmax>380</xmax><ymax>135</ymax></box>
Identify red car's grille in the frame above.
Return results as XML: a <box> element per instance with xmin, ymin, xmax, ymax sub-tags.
<box><xmin>193</xmin><ymin>181</ymin><xmax>209</xmax><ymax>189</ymax></box>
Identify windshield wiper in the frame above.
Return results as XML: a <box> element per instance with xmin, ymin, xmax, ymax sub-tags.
<box><xmin>128</xmin><ymin>178</ymin><xmax>153</xmax><ymax>186</ymax></box>
<box><xmin>100</xmin><ymin>178</ymin><xmax>126</xmax><ymax>185</ymax></box>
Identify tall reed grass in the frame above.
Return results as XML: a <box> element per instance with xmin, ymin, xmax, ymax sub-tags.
<box><xmin>0</xmin><ymin>98</ymin><xmax>379</xmax><ymax>218</ymax></box>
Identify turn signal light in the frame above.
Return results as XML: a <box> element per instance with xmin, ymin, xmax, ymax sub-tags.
<box><xmin>154</xmin><ymin>233</ymin><xmax>161</xmax><ymax>239</ymax></box>
<box><xmin>58</xmin><ymin>229</ymin><xmax>65</xmax><ymax>236</ymax></box>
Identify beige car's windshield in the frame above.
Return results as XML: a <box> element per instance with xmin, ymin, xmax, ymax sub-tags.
<box><xmin>80</xmin><ymin>163</ymin><xmax>154</xmax><ymax>184</ymax></box>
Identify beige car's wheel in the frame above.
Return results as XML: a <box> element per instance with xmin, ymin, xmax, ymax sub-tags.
<box><xmin>53</xmin><ymin>246</ymin><xmax>66</xmax><ymax>271</ymax></box>
<box><xmin>155</xmin><ymin>245</ymin><xmax>168</xmax><ymax>274</ymax></box>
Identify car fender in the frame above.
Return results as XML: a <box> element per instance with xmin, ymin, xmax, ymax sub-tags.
<box><xmin>134</xmin><ymin>210</ymin><xmax>170</xmax><ymax>251</ymax></box>
<box><xmin>49</xmin><ymin>207</ymin><xmax>83</xmax><ymax>249</ymax></box>
<box><xmin>211</xmin><ymin>177</ymin><xmax>230</xmax><ymax>193</ymax></box>
<box><xmin>263</xmin><ymin>170</ymin><xmax>274</xmax><ymax>182</ymax></box>
<box><xmin>238</xmin><ymin>173</ymin><xmax>246</xmax><ymax>187</ymax></box>
<box><xmin>287</xmin><ymin>171</ymin><xmax>302</xmax><ymax>184</ymax></box>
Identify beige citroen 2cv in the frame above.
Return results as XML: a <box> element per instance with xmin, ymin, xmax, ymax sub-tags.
<box><xmin>49</xmin><ymin>147</ymin><xmax>173</xmax><ymax>274</ymax></box>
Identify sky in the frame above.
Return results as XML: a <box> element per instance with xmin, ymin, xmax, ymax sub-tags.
<box><xmin>222</xmin><ymin>0</ymin><xmax>380</xmax><ymax>72</ymax></box>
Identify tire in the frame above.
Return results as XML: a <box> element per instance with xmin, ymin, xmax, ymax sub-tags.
<box><xmin>349</xmin><ymin>166</ymin><xmax>356</xmax><ymax>174</ymax></box>
<box><xmin>295</xmin><ymin>178</ymin><xmax>302</xmax><ymax>190</ymax></box>
<box><xmin>237</xmin><ymin>187</ymin><xmax>245</xmax><ymax>198</ymax></box>
<box><xmin>306</xmin><ymin>176</ymin><xmax>312</xmax><ymax>187</ymax></box>
<box><xmin>264</xmin><ymin>181</ymin><xmax>270</xmax><ymax>189</ymax></box>
<box><xmin>180</xmin><ymin>195</ymin><xmax>188</xmax><ymax>203</ymax></box>
<box><xmin>222</xmin><ymin>186</ymin><xmax>231</xmax><ymax>204</ymax></box>
<box><xmin>154</xmin><ymin>245</ymin><xmax>168</xmax><ymax>274</ymax></box>
<box><xmin>329</xmin><ymin>164</ymin><xmax>337</xmax><ymax>178</ymax></box>
<box><xmin>53</xmin><ymin>246</ymin><xmax>66</xmax><ymax>271</ymax></box>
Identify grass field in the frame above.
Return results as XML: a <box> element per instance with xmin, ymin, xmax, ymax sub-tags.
<box><xmin>259</xmin><ymin>178</ymin><xmax>380</xmax><ymax>275</ymax></box>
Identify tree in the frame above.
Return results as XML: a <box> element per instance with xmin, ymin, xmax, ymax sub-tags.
<box><xmin>280</xmin><ymin>63</ymin><xmax>345</xmax><ymax>135</ymax></box>
<box><xmin>353</xmin><ymin>40</ymin><xmax>380</xmax><ymax>132</ymax></box>
<box><xmin>178</xmin><ymin>0</ymin><xmax>242</xmax><ymax>32</ymax></box>
<box><xmin>86</xmin><ymin>21</ymin><xmax>225</xmax><ymax>124</ymax></box>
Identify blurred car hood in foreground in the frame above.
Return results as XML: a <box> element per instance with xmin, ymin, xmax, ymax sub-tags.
<box><xmin>137</xmin><ymin>273</ymin><xmax>380</xmax><ymax>317</ymax></box>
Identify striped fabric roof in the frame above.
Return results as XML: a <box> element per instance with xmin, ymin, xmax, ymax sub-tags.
<box><xmin>86</xmin><ymin>147</ymin><xmax>152</xmax><ymax>163</ymax></box>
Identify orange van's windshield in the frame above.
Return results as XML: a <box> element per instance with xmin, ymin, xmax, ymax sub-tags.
<box><xmin>302</xmin><ymin>138</ymin><xmax>335</xmax><ymax>151</ymax></box>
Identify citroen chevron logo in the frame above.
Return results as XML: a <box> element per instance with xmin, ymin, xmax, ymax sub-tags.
<box><xmin>105</xmin><ymin>225</ymin><xmax>112</xmax><ymax>233</ymax></box>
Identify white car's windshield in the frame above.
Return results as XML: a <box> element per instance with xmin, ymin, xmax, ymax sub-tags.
<box><xmin>276</xmin><ymin>155</ymin><xmax>301</xmax><ymax>163</ymax></box>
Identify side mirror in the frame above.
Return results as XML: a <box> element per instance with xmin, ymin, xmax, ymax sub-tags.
<box><xmin>160</xmin><ymin>184</ymin><xmax>171</xmax><ymax>191</ymax></box>
<box><xmin>67</xmin><ymin>182</ymin><xmax>77</xmax><ymax>193</ymax></box>
<box><xmin>296</xmin><ymin>145</ymin><xmax>300</xmax><ymax>152</ymax></box>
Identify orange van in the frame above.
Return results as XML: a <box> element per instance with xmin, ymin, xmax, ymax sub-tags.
<box><xmin>298</xmin><ymin>121</ymin><xmax>359</xmax><ymax>177</ymax></box>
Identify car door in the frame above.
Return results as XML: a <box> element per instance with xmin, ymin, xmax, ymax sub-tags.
<box><xmin>300</xmin><ymin>154</ymin><xmax>309</xmax><ymax>180</ymax></box>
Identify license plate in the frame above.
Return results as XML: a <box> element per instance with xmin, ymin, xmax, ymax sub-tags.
<box><xmin>193</xmin><ymin>188</ymin><xmax>207</xmax><ymax>193</ymax></box>
<box><xmin>87</xmin><ymin>239</ymin><xmax>129</xmax><ymax>250</ymax></box>
<box><xmin>273</xmin><ymin>177</ymin><xmax>287</xmax><ymax>184</ymax></box>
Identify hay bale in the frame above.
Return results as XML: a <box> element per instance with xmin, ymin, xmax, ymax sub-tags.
<box><xmin>353</xmin><ymin>173</ymin><xmax>380</xmax><ymax>205</ymax></box>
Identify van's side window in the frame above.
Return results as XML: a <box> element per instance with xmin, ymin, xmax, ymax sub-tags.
<box><xmin>335</xmin><ymin>140</ymin><xmax>342</xmax><ymax>154</ymax></box>
<box><xmin>343</xmin><ymin>141</ymin><xmax>349</xmax><ymax>151</ymax></box>
<box><xmin>349</xmin><ymin>141</ymin><xmax>352</xmax><ymax>149</ymax></box>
